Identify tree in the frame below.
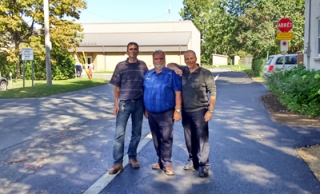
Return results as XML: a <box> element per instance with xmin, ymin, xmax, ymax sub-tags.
<box><xmin>230</xmin><ymin>0</ymin><xmax>305</xmax><ymax>57</ymax></box>
<box><xmin>0</xmin><ymin>0</ymin><xmax>86</xmax><ymax>78</ymax></box>
<box><xmin>180</xmin><ymin>0</ymin><xmax>305</xmax><ymax>63</ymax></box>
<box><xmin>180</xmin><ymin>0</ymin><xmax>244</xmax><ymax>64</ymax></box>
<box><xmin>180</xmin><ymin>0</ymin><xmax>217</xmax><ymax>64</ymax></box>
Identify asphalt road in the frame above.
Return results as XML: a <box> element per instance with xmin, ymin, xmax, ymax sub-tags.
<box><xmin>0</xmin><ymin>70</ymin><xmax>320</xmax><ymax>194</ymax></box>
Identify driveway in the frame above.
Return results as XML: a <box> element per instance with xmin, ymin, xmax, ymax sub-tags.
<box><xmin>0</xmin><ymin>71</ymin><xmax>319</xmax><ymax>194</ymax></box>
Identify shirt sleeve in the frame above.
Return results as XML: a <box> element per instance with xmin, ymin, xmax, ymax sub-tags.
<box><xmin>109</xmin><ymin>64</ymin><xmax>121</xmax><ymax>87</ymax></box>
<box><xmin>172</xmin><ymin>71</ymin><xmax>182</xmax><ymax>91</ymax></box>
<box><xmin>205</xmin><ymin>70</ymin><xmax>216</xmax><ymax>97</ymax></box>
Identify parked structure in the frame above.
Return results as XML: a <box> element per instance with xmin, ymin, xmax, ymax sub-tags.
<box><xmin>212</xmin><ymin>54</ymin><xmax>228</xmax><ymax>67</ymax></box>
<box><xmin>70</xmin><ymin>21</ymin><xmax>201</xmax><ymax>71</ymax></box>
<box><xmin>304</xmin><ymin>0</ymin><xmax>320</xmax><ymax>70</ymax></box>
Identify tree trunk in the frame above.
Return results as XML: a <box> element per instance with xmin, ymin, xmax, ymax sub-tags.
<box><xmin>14</xmin><ymin>47</ymin><xmax>21</xmax><ymax>79</ymax></box>
<box><xmin>15</xmin><ymin>60</ymin><xmax>21</xmax><ymax>79</ymax></box>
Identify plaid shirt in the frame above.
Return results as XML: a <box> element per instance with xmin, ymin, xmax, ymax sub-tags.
<box><xmin>109</xmin><ymin>59</ymin><xmax>148</xmax><ymax>100</ymax></box>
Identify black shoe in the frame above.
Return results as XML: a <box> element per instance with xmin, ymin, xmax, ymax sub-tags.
<box><xmin>199</xmin><ymin>167</ymin><xmax>209</xmax><ymax>178</ymax></box>
<box><xmin>183</xmin><ymin>160</ymin><xmax>195</xmax><ymax>171</ymax></box>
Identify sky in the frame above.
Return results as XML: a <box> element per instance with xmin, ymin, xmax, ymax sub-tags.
<box><xmin>76</xmin><ymin>0</ymin><xmax>184</xmax><ymax>23</ymax></box>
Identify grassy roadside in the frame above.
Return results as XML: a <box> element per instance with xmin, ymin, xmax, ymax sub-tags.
<box><xmin>0</xmin><ymin>78</ymin><xmax>108</xmax><ymax>99</ymax></box>
<box><xmin>203</xmin><ymin>64</ymin><xmax>265</xmax><ymax>82</ymax></box>
<box><xmin>1</xmin><ymin>66</ymin><xmax>263</xmax><ymax>99</ymax></box>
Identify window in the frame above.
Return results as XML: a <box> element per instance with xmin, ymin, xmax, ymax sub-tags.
<box><xmin>266</xmin><ymin>57</ymin><xmax>274</xmax><ymax>65</ymax></box>
<box><xmin>275</xmin><ymin>56</ymin><xmax>297</xmax><ymax>65</ymax></box>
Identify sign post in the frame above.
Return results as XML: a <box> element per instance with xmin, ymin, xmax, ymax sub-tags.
<box><xmin>9</xmin><ymin>72</ymin><xmax>12</xmax><ymax>86</ymax></box>
<box><xmin>21</xmin><ymin>48</ymin><xmax>34</xmax><ymax>87</ymax></box>
<box><xmin>238</xmin><ymin>58</ymin><xmax>241</xmax><ymax>71</ymax></box>
<box><xmin>277</xmin><ymin>18</ymin><xmax>293</xmax><ymax>74</ymax></box>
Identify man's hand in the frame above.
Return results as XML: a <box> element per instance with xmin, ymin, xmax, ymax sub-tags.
<box><xmin>144</xmin><ymin>109</ymin><xmax>148</xmax><ymax>119</ymax></box>
<box><xmin>167</xmin><ymin>63</ymin><xmax>182</xmax><ymax>76</ymax></box>
<box><xmin>174</xmin><ymin>68</ymin><xmax>182</xmax><ymax>76</ymax></box>
<box><xmin>113</xmin><ymin>105</ymin><xmax>119</xmax><ymax>115</ymax></box>
<box><xmin>204</xmin><ymin>111</ymin><xmax>213</xmax><ymax>122</ymax></box>
<box><xmin>173</xmin><ymin>111</ymin><xmax>181</xmax><ymax>121</ymax></box>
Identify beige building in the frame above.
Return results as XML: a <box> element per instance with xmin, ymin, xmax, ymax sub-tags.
<box><xmin>71</xmin><ymin>21</ymin><xmax>201</xmax><ymax>71</ymax></box>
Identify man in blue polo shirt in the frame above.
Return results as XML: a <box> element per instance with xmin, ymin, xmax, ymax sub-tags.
<box><xmin>143</xmin><ymin>50</ymin><xmax>182</xmax><ymax>176</ymax></box>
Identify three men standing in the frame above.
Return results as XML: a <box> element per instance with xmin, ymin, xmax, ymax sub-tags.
<box><xmin>109</xmin><ymin>43</ymin><xmax>216</xmax><ymax>178</ymax></box>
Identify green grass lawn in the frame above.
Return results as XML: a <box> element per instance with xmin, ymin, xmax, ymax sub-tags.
<box><xmin>93</xmin><ymin>71</ymin><xmax>114</xmax><ymax>74</ymax></box>
<box><xmin>0</xmin><ymin>78</ymin><xmax>108</xmax><ymax>99</ymax></box>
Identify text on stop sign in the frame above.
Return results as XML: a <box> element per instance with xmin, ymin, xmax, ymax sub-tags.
<box><xmin>278</xmin><ymin>23</ymin><xmax>293</xmax><ymax>28</ymax></box>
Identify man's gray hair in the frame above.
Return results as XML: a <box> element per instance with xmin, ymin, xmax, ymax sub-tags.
<box><xmin>152</xmin><ymin>50</ymin><xmax>166</xmax><ymax>57</ymax></box>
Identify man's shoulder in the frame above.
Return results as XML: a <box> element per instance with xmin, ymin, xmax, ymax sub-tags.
<box><xmin>164</xmin><ymin>67</ymin><xmax>174</xmax><ymax>72</ymax></box>
<box><xmin>138</xmin><ymin>60</ymin><xmax>147</xmax><ymax>66</ymax></box>
<box><xmin>164</xmin><ymin>68</ymin><xmax>179</xmax><ymax>76</ymax></box>
<box><xmin>199</xmin><ymin>67</ymin><xmax>211</xmax><ymax>74</ymax></box>
<box><xmin>145</xmin><ymin>69</ymin><xmax>155</xmax><ymax>75</ymax></box>
<box><xmin>116</xmin><ymin>60</ymin><xmax>128</xmax><ymax>67</ymax></box>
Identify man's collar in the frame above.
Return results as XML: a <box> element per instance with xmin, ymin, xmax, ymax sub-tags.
<box><xmin>126</xmin><ymin>58</ymin><xmax>139</xmax><ymax>64</ymax></box>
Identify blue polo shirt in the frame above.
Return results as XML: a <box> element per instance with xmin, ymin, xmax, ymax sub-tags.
<box><xmin>143</xmin><ymin>68</ymin><xmax>182</xmax><ymax>113</ymax></box>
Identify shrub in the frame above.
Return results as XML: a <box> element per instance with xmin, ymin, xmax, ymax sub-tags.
<box><xmin>0</xmin><ymin>49</ymin><xmax>75</xmax><ymax>80</ymax></box>
<box><xmin>251</xmin><ymin>58</ymin><xmax>265</xmax><ymax>77</ymax></box>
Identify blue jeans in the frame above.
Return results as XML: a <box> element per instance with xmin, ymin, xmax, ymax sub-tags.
<box><xmin>113</xmin><ymin>99</ymin><xmax>144</xmax><ymax>165</ymax></box>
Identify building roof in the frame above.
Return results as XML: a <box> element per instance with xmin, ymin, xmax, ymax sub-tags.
<box><xmin>71</xmin><ymin>21</ymin><xmax>200</xmax><ymax>53</ymax></box>
<box><xmin>212</xmin><ymin>54</ymin><xmax>228</xmax><ymax>58</ymax></box>
<box><xmin>79</xmin><ymin>32</ymin><xmax>191</xmax><ymax>47</ymax></box>
<box><xmin>79</xmin><ymin>21</ymin><xmax>198</xmax><ymax>33</ymax></box>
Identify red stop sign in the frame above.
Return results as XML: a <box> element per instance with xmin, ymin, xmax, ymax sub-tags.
<box><xmin>277</xmin><ymin>18</ymin><xmax>293</xmax><ymax>32</ymax></box>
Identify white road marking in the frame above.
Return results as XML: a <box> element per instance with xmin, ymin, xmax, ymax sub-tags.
<box><xmin>84</xmin><ymin>133</ymin><xmax>153</xmax><ymax>194</ymax></box>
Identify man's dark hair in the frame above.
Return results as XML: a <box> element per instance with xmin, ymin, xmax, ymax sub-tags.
<box><xmin>127</xmin><ymin>42</ymin><xmax>139</xmax><ymax>51</ymax></box>
<box><xmin>184</xmin><ymin>50</ymin><xmax>197</xmax><ymax>57</ymax></box>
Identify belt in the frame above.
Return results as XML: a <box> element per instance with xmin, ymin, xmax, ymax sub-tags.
<box><xmin>120</xmin><ymin>98</ymin><xmax>141</xmax><ymax>102</ymax></box>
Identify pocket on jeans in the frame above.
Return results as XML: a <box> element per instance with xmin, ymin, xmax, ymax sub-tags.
<box><xmin>120</xmin><ymin>101</ymin><xmax>126</xmax><ymax>111</ymax></box>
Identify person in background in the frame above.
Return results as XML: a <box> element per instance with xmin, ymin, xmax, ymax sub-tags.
<box><xmin>143</xmin><ymin>50</ymin><xmax>182</xmax><ymax>176</ymax></box>
<box><xmin>167</xmin><ymin>50</ymin><xmax>216</xmax><ymax>178</ymax></box>
<box><xmin>108</xmin><ymin>42</ymin><xmax>148</xmax><ymax>174</ymax></box>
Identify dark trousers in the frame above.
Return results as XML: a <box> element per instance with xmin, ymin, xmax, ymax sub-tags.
<box><xmin>182</xmin><ymin>108</ymin><xmax>210</xmax><ymax>169</ymax></box>
<box><xmin>148</xmin><ymin>109</ymin><xmax>174</xmax><ymax>167</ymax></box>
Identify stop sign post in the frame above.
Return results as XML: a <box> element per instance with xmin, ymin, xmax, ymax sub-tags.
<box><xmin>277</xmin><ymin>17</ymin><xmax>293</xmax><ymax>74</ymax></box>
<box><xmin>280</xmin><ymin>40</ymin><xmax>288</xmax><ymax>52</ymax></box>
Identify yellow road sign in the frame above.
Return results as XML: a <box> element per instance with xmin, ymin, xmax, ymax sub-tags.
<box><xmin>276</xmin><ymin>32</ymin><xmax>293</xmax><ymax>40</ymax></box>
<box><xmin>238</xmin><ymin>59</ymin><xmax>241</xmax><ymax>66</ymax></box>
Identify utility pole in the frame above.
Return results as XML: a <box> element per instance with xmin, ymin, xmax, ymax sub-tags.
<box><xmin>44</xmin><ymin>0</ymin><xmax>52</xmax><ymax>85</ymax></box>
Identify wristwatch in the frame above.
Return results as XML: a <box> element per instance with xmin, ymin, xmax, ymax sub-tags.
<box><xmin>208</xmin><ymin>108</ymin><xmax>214</xmax><ymax>113</ymax></box>
<box><xmin>175</xmin><ymin>108</ymin><xmax>181</xmax><ymax>113</ymax></box>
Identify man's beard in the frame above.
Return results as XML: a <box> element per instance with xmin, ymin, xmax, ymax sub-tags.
<box><xmin>154</xmin><ymin>62</ymin><xmax>165</xmax><ymax>71</ymax></box>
